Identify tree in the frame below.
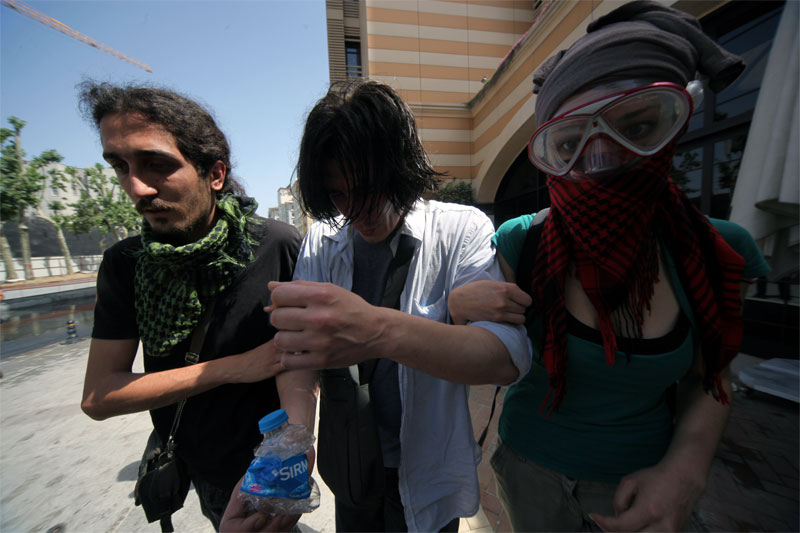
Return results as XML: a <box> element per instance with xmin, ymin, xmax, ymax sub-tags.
<box><xmin>0</xmin><ymin>128</ymin><xmax>19</xmax><ymax>280</ymax></box>
<box><xmin>0</xmin><ymin>116</ymin><xmax>43</xmax><ymax>279</ymax></box>
<box><xmin>30</xmin><ymin>150</ymin><xmax>75</xmax><ymax>275</ymax></box>
<box><xmin>66</xmin><ymin>164</ymin><xmax>139</xmax><ymax>250</ymax></box>
<box><xmin>437</xmin><ymin>180</ymin><xmax>476</xmax><ymax>206</ymax></box>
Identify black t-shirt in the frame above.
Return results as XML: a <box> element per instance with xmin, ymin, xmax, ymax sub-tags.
<box><xmin>92</xmin><ymin>217</ymin><xmax>301</xmax><ymax>489</ymax></box>
<box><xmin>352</xmin><ymin>232</ymin><xmax>403</xmax><ymax>468</ymax></box>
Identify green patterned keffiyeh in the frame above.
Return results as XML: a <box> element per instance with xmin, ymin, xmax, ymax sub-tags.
<box><xmin>134</xmin><ymin>194</ymin><xmax>260</xmax><ymax>357</ymax></box>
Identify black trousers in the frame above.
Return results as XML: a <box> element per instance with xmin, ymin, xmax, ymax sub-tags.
<box><xmin>191</xmin><ymin>474</ymin><xmax>231</xmax><ymax>531</ymax></box>
<box><xmin>334</xmin><ymin>468</ymin><xmax>460</xmax><ymax>532</ymax></box>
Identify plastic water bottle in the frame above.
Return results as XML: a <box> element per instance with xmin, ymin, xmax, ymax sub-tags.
<box><xmin>238</xmin><ymin>409</ymin><xmax>320</xmax><ymax>515</ymax></box>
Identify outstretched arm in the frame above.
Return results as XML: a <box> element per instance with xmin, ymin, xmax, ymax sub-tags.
<box><xmin>81</xmin><ymin>337</ymin><xmax>286</xmax><ymax>420</ymax></box>
<box><xmin>268</xmin><ymin>280</ymin><xmax>523</xmax><ymax>385</ymax></box>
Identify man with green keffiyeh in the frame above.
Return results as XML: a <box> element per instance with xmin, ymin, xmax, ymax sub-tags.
<box><xmin>77</xmin><ymin>82</ymin><xmax>315</xmax><ymax>532</ymax></box>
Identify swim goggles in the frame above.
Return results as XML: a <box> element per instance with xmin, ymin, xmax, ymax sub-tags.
<box><xmin>528</xmin><ymin>81</ymin><xmax>703</xmax><ymax>177</ymax></box>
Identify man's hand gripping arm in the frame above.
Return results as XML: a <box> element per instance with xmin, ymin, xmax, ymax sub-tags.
<box><xmin>268</xmin><ymin>211</ymin><xmax>531</xmax><ymax>386</ymax></box>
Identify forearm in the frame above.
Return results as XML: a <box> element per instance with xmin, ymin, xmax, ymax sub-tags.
<box><xmin>83</xmin><ymin>357</ymin><xmax>243</xmax><ymax>419</ymax></box>
<box><xmin>376</xmin><ymin>307</ymin><xmax>520</xmax><ymax>385</ymax></box>
<box><xmin>276</xmin><ymin>369</ymin><xmax>319</xmax><ymax>429</ymax></box>
<box><xmin>662</xmin><ymin>365</ymin><xmax>732</xmax><ymax>490</ymax></box>
<box><xmin>82</xmin><ymin>339</ymin><xmax>283</xmax><ymax>420</ymax></box>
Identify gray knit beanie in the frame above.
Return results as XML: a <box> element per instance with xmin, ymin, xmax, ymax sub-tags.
<box><xmin>533</xmin><ymin>0</ymin><xmax>745</xmax><ymax>123</ymax></box>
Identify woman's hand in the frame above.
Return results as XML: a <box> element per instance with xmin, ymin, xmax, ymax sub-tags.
<box><xmin>448</xmin><ymin>280</ymin><xmax>531</xmax><ymax>325</ymax></box>
<box><xmin>589</xmin><ymin>457</ymin><xmax>704</xmax><ymax>531</ymax></box>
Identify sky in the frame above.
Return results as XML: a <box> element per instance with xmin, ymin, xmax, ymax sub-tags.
<box><xmin>0</xmin><ymin>0</ymin><xmax>331</xmax><ymax>216</ymax></box>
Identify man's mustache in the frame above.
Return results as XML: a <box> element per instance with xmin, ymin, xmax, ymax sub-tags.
<box><xmin>135</xmin><ymin>198</ymin><xmax>172</xmax><ymax>214</ymax></box>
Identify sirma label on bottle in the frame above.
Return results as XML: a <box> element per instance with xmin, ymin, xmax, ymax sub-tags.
<box><xmin>240</xmin><ymin>453</ymin><xmax>311</xmax><ymax>500</ymax></box>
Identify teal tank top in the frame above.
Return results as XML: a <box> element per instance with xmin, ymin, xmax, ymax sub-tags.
<box><xmin>493</xmin><ymin>214</ymin><xmax>770</xmax><ymax>482</ymax></box>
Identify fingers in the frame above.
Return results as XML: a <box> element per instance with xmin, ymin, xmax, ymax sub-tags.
<box><xmin>268</xmin><ymin>282</ymin><xmax>315</xmax><ymax>308</ymax></box>
<box><xmin>236</xmin><ymin>342</ymin><xmax>286</xmax><ymax>383</ymax></box>
<box><xmin>238</xmin><ymin>512</ymin><xmax>269</xmax><ymax>531</ymax></box>
<box><xmin>588</xmin><ymin>513</ymin><xmax>608</xmax><ymax>532</ymax></box>
<box><xmin>272</xmin><ymin>326</ymin><xmax>336</xmax><ymax>355</ymax></box>
<box><xmin>612</xmin><ymin>477</ymin><xmax>637</xmax><ymax>515</ymax></box>
<box><xmin>267</xmin><ymin>279</ymin><xmax>318</xmax><ymax>291</ymax></box>
<box><xmin>590</xmin><ymin>507</ymin><xmax>651</xmax><ymax>533</ymax></box>
<box><xmin>267</xmin><ymin>280</ymin><xmax>322</xmax><ymax>307</ymax></box>
<box><xmin>493</xmin><ymin>283</ymin><xmax>531</xmax><ymax>318</ymax></box>
<box><xmin>589</xmin><ymin>478</ymin><xmax>650</xmax><ymax>533</ymax></box>
<box><xmin>271</xmin><ymin>514</ymin><xmax>301</xmax><ymax>532</ymax></box>
<box><xmin>269</xmin><ymin>307</ymin><xmax>313</xmax><ymax>332</ymax></box>
<box><xmin>501</xmin><ymin>312</ymin><xmax>527</xmax><ymax>325</ymax></box>
<box><xmin>509</xmin><ymin>286</ymin><xmax>533</xmax><ymax>308</ymax></box>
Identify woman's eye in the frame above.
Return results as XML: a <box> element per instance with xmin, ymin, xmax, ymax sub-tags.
<box><xmin>555</xmin><ymin>136</ymin><xmax>581</xmax><ymax>158</ymax></box>
<box><xmin>622</xmin><ymin>121</ymin><xmax>656</xmax><ymax>140</ymax></box>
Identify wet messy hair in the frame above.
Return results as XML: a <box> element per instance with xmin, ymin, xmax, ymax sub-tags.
<box><xmin>77</xmin><ymin>80</ymin><xmax>245</xmax><ymax>196</ymax></box>
<box><xmin>296</xmin><ymin>79</ymin><xmax>443</xmax><ymax>225</ymax></box>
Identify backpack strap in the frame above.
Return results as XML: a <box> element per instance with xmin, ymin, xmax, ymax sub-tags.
<box><xmin>515</xmin><ymin>208</ymin><xmax>549</xmax><ymax>296</ymax></box>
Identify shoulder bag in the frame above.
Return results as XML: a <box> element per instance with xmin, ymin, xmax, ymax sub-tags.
<box><xmin>134</xmin><ymin>300</ymin><xmax>215</xmax><ymax>532</ymax></box>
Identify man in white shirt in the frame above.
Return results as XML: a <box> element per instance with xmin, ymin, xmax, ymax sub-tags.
<box><xmin>267</xmin><ymin>80</ymin><xmax>532</xmax><ymax>532</ymax></box>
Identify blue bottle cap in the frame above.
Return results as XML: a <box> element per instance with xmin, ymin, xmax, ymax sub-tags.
<box><xmin>258</xmin><ymin>409</ymin><xmax>288</xmax><ymax>433</ymax></box>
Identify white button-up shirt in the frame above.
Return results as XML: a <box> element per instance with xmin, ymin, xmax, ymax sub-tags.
<box><xmin>294</xmin><ymin>199</ymin><xmax>532</xmax><ymax>531</ymax></box>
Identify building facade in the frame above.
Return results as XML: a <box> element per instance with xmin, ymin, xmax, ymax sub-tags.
<box><xmin>267</xmin><ymin>187</ymin><xmax>297</xmax><ymax>227</ymax></box>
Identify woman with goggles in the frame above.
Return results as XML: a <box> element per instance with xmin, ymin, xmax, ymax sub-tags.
<box><xmin>449</xmin><ymin>1</ymin><xmax>770</xmax><ymax>531</ymax></box>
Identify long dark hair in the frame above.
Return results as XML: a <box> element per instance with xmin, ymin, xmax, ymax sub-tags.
<box><xmin>296</xmin><ymin>80</ymin><xmax>443</xmax><ymax>225</ymax></box>
<box><xmin>78</xmin><ymin>80</ymin><xmax>245</xmax><ymax>196</ymax></box>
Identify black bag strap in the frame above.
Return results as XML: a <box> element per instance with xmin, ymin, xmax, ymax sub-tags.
<box><xmin>165</xmin><ymin>299</ymin><xmax>216</xmax><ymax>452</ymax></box>
<box><xmin>477</xmin><ymin>385</ymin><xmax>502</xmax><ymax>447</ymax></box>
<box><xmin>150</xmin><ymin>300</ymin><xmax>215</xmax><ymax>533</ymax></box>
<box><xmin>515</xmin><ymin>207</ymin><xmax>549</xmax><ymax>297</ymax></box>
<box><xmin>357</xmin><ymin>235</ymin><xmax>415</xmax><ymax>385</ymax></box>
<box><xmin>477</xmin><ymin>210</ymin><xmax>549</xmax><ymax>448</ymax></box>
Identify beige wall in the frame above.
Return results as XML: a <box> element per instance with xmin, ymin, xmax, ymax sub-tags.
<box><xmin>364</xmin><ymin>0</ymin><xmax>537</xmax><ymax>182</ymax></box>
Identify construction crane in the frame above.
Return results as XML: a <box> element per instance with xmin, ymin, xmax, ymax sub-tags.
<box><xmin>2</xmin><ymin>0</ymin><xmax>152</xmax><ymax>73</ymax></box>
